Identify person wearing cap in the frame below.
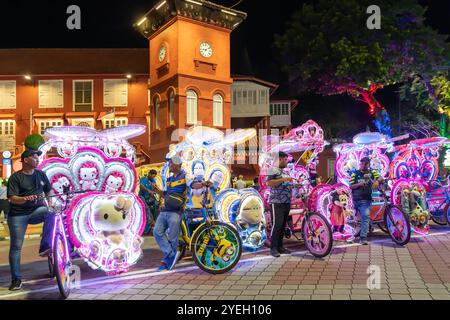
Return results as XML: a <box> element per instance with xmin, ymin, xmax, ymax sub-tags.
<box><xmin>349</xmin><ymin>157</ymin><xmax>383</xmax><ymax>245</ymax></box>
<box><xmin>266</xmin><ymin>151</ymin><xmax>293</xmax><ymax>257</ymax></box>
<box><xmin>6</xmin><ymin>149</ymin><xmax>54</xmax><ymax>290</ymax></box>
<box><xmin>151</xmin><ymin>155</ymin><xmax>208</xmax><ymax>271</ymax></box>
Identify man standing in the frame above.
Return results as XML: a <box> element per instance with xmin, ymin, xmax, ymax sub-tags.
<box><xmin>151</xmin><ymin>156</ymin><xmax>186</xmax><ymax>271</ymax></box>
<box><xmin>139</xmin><ymin>169</ymin><xmax>159</xmax><ymax>233</ymax></box>
<box><xmin>349</xmin><ymin>157</ymin><xmax>383</xmax><ymax>245</ymax></box>
<box><xmin>266</xmin><ymin>151</ymin><xmax>293</xmax><ymax>257</ymax></box>
<box><xmin>7</xmin><ymin>149</ymin><xmax>54</xmax><ymax>290</ymax></box>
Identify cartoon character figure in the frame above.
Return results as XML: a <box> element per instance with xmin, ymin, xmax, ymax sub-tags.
<box><xmin>50</xmin><ymin>174</ymin><xmax>72</xmax><ymax>206</ymax></box>
<box><xmin>308</xmin><ymin>126</ymin><xmax>317</xmax><ymax>138</ymax></box>
<box><xmin>189</xmin><ymin>161</ymin><xmax>210</xmax><ymax>208</ymax></box>
<box><xmin>329</xmin><ymin>191</ymin><xmax>352</xmax><ymax>234</ymax></box>
<box><xmin>103</xmin><ymin>172</ymin><xmax>125</xmax><ymax>193</ymax></box>
<box><xmin>209</xmin><ymin>169</ymin><xmax>224</xmax><ymax>193</ymax></box>
<box><xmin>401</xmin><ymin>183</ymin><xmax>429</xmax><ymax>228</ymax></box>
<box><xmin>51</xmin><ymin>174</ymin><xmax>72</xmax><ymax>194</ymax></box>
<box><xmin>79</xmin><ymin>162</ymin><xmax>99</xmax><ymax>191</ymax></box>
<box><xmin>92</xmin><ymin>196</ymin><xmax>133</xmax><ymax>245</ymax></box>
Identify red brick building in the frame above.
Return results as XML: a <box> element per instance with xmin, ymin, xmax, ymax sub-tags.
<box><xmin>0</xmin><ymin>48</ymin><xmax>150</xmax><ymax>173</ymax></box>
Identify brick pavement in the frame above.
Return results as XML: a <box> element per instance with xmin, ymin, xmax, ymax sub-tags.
<box><xmin>1</xmin><ymin>226</ymin><xmax>450</xmax><ymax>300</ymax></box>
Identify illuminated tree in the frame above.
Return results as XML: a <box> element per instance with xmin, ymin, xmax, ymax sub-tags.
<box><xmin>275</xmin><ymin>0</ymin><xmax>450</xmax><ymax>137</ymax></box>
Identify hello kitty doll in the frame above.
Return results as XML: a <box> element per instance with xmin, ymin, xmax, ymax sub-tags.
<box><xmin>103</xmin><ymin>172</ymin><xmax>125</xmax><ymax>193</ymax></box>
<box><xmin>79</xmin><ymin>162</ymin><xmax>99</xmax><ymax>191</ymax></box>
<box><xmin>51</xmin><ymin>174</ymin><xmax>72</xmax><ymax>206</ymax></box>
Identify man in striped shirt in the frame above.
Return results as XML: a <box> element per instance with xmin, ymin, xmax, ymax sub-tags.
<box><xmin>266</xmin><ymin>151</ymin><xmax>293</xmax><ymax>257</ymax></box>
<box><xmin>349</xmin><ymin>157</ymin><xmax>383</xmax><ymax>245</ymax></box>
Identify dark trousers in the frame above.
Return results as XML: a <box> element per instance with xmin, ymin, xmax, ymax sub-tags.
<box><xmin>270</xmin><ymin>203</ymin><xmax>291</xmax><ymax>250</ymax></box>
<box><xmin>8</xmin><ymin>207</ymin><xmax>54</xmax><ymax>281</ymax></box>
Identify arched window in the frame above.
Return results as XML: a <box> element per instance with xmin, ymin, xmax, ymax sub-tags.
<box><xmin>169</xmin><ymin>90</ymin><xmax>175</xmax><ymax>125</ymax></box>
<box><xmin>213</xmin><ymin>94</ymin><xmax>223</xmax><ymax>127</ymax></box>
<box><xmin>186</xmin><ymin>90</ymin><xmax>197</xmax><ymax>125</ymax></box>
<box><xmin>154</xmin><ymin>96</ymin><xmax>160</xmax><ymax>130</ymax></box>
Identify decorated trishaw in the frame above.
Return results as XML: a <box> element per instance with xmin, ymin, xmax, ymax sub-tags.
<box><xmin>37</xmin><ymin>125</ymin><xmax>147</xmax><ymax>298</ymax></box>
<box><xmin>334</xmin><ymin>131</ymin><xmax>411</xmax><ymax>245</ymax></box>
<box><xmin>161</xmin><ymin>126</ymin><xmax>266</xmax><ymax>274</ymax></box>
<box><xmin>390</xmin><ymin>136</ymin><xmax>450</xmax><ymax>233</ymax></box>
<box><xmin>259</xmin><ymin>120</ymin><xmax>343</xmax><ymax>257</ymax></box>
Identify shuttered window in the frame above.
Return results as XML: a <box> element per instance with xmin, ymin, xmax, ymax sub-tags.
<box><xmin>39</xmin><ymin>80</ymin><xmax>63</xmax><ymax>108</ymax></box>
<box><xmin>104</xmin><ymin>79</ymin><xmax>128</xmax><ymax>107</ymax></box>
<box><xmin>0</xmin><ymin>81</ymin><xmax>16</xmax><ymax>109</ymax></box>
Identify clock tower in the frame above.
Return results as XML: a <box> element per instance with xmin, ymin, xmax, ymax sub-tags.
<box><xmin>135</xmin><ymin>0</ymin><xmax>246</xmax><ymax>163</ymax></box>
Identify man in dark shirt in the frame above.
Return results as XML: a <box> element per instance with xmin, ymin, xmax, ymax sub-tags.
<box><xmin>7</xmin><ymin>149</ymin><xmax>54</xmax><ymax>290</ymax></box>
<box><xmin>350</xmin><ymin>157</ymin><xmax>383</xmax><ymax>245</ymax></box>
<box><xmin>266</xmin><ymin>151</ymin><xmax>293</xmax><ymax>257</ymax></box>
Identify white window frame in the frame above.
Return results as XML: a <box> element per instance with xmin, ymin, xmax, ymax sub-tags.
<box><xmin>103</xmin><ymin>79</ymin><xmax>128</xmax><ymax>107</ymax></box>
<box><xmin>213</xmin><ymin>94</ymin><xmax>223</xmax><ymax>127</ymax></box>
<box><xmin>154</xmin><ymin>97</ymin><xmax>160</xmax><ymax>130</ymax></box>
<box><xmin>103</xmin><ymin>117</ymin><xmax>128</xmax><ymax>129</ymax></box>
<box><xmin>0</xmin><ymin>81</ymin><xmax>16</xmax><ymax>109</ymax></box>
<box><xmin>0</xmin><ymin>120</ymin><xmax>16</xmax><ymax>151</ymax></box>
<box><xmin>169</xmin><ymin>90</ymin><xmax>175</xmax><ymax>126</ymax></box>
<box><xmin>186</xmin><ymin>90</ymin><xmax>198</xmax><ymax>125</ymax></box>
<box><xmin>38</xmin><ymin>119</ymin><xmax>64</xmax><ymax>135</ymax></box>
<box><xmin>73</xmin><ymin>80</ymin><xmax>93</xmax><ymax>111</ymax></box>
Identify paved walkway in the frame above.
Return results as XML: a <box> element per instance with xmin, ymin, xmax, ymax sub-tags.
<box><xmin>1</xmin><ymin>225</ymin><xmax>450</xmax><ymax>300</ymax></box>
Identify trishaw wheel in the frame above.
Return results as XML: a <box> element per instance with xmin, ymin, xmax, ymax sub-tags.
<box><xmin>301</xmin><ymin>212</ymin><xmax>333</xmax><ymax>258</ymax></box>
<box><xmin>430</xmin><ymin>204</ymin><xmax>448</xmax><ymax>225</ymax></box>
<box><xmin>190</xmin><ymin>222</ymin><xmax>242</xmax><ymax>274</ymax></box>
<box><xmin>384</xmin><ymin>205</ymin><xmax>411</xmax><ymax>246</ymax></box>
<box><xmin>53</xmin><ymin>232</ymin><xmax>72</xmax><ymax>299</ymax></box>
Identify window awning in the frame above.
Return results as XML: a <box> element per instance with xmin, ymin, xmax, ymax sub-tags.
<box><xmin>0</xmin><ymin>113</ymin><xmax>16</xmax><ymax>119</ymax></box>
<box><xmin>97</xmin><ymin>111</ymin><xmax>128</xmax><ymax>120</ymax></box>
<box><xmin>32</xmin><ymin>113</ymin><xmax>64</xmax><ymax>118</ymax></box>
<box><xmin>66</xmin><ymin>112</ymin><xmax>97</xmax><ymax>118</ymax></box>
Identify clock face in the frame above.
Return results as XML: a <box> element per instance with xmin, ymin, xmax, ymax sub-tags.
<box><xmin>199</xmin><ymin>42</ymin><xmax>213</xmax><ymax>58</ymax></box>
<box><xmin>158</xmin><ymin>45</ymin><xmax>166</xmax><ymax>62</ymax></box>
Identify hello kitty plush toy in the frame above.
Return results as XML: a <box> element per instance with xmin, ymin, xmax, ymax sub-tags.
<box><xmin>79</xmin><ymin>162</ymin><xmax>99</xmax><ymax>191</ymax></box>
<box><xmin>103</xmin><ymin>172</ymin><xmax>125</xmax><ymax>193</ymax></box>
<box><xmin>51</xmin><ymin>174</ymin><xmax>72</xmax><ymax>206</ymax></box>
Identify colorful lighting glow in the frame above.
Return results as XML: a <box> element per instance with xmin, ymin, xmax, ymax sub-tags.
<box><xmin>38</xmin><ymin>126</ymin><xmax>145</xmax><ymax>274</ymax></box>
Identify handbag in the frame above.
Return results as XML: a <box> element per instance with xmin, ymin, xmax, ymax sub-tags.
<box><xmin>165</xmin><ymin>192</ymin><xmax>185</xmax><ymax>211</ymax></box>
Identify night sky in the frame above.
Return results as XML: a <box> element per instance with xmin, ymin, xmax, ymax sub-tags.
<box><xmin>1</xmin><ymin>0</ymin><xmax>449</xmax><ymax>136</ymax></box>
<box><xmin>1</xmin><ymin>1</ymin><xmax>448</xmax><ymax>82</ymax></box>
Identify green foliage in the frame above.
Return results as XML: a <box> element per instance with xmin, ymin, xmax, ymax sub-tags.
<box><xmin>275</xmin><ymin>0</ymin><xmax>450</xmax><ymax>96</ymax></box>
<box><xmin>24</xmin><ymin>134</ymin><xmax>45</xmax><ymax>150</ymax></box>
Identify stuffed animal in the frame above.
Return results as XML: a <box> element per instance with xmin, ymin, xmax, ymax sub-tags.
<box><xmin>79</xmin><ymin>162</ymin><xmax>99</xmax><ymax>191</ymax></box>
<box><xmin>103</xmin><ymin>173</ymin><xmax>125</xmax><ymax>193</ymax></box>
<box><xmin>330</xmin><ymin>191</ymin><xmax>351</xmax><ymax>233</ymax></box>
<box><xmin>92</xmin><ymin>196</ymin><xmax>133</xmax><ymax>246</ymax></box>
